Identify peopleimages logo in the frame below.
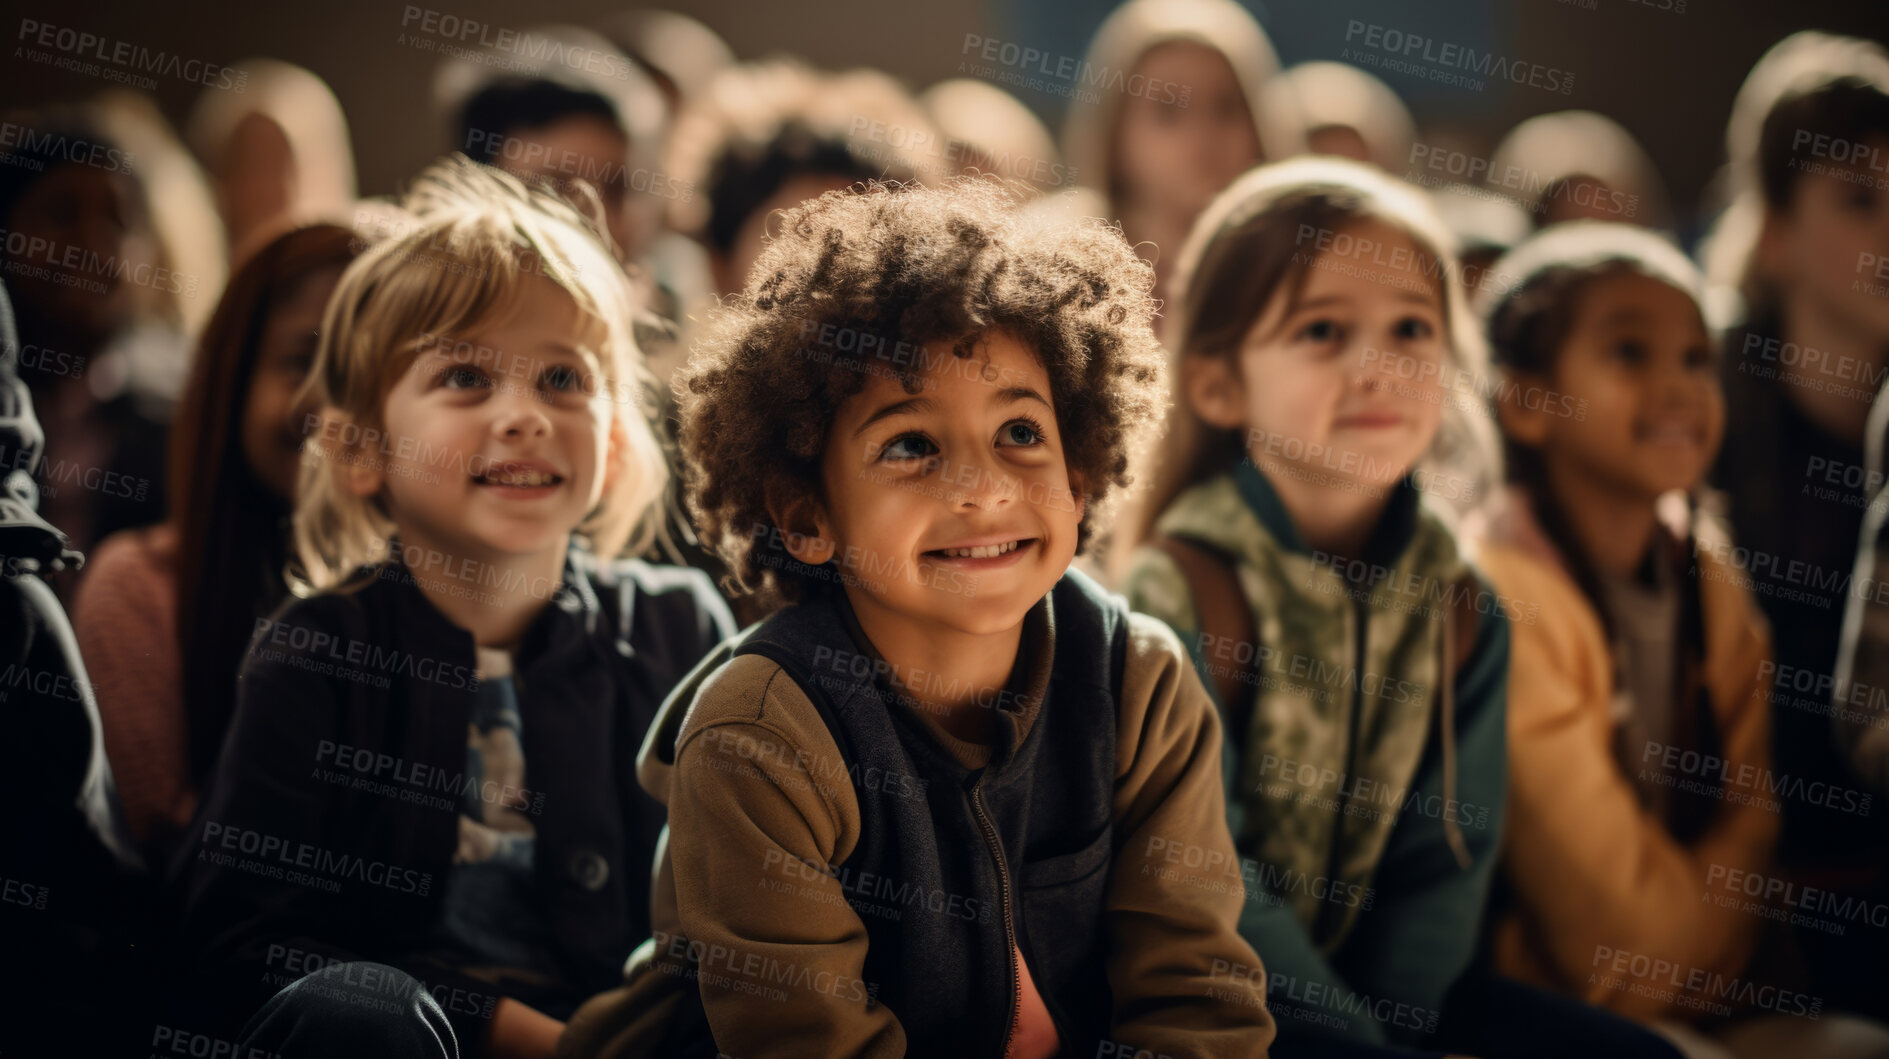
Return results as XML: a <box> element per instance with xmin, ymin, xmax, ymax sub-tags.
<box><xmin>198</xmin><ymin>822</ymin><xmax>432</xmax><ymax>896</ymax></box>
<box><xmin>397</xmin><ymin>7</ymin><xmax>636</xmax><ymax>82</ymax></box>
<box><xmin>958</xmin><ymin>33</ymin><xmax>1192</xmax><ymax>108</ymax></box>
<box><xmin>15</xmin><ymin>19</ymin><xmax>247</xmax><ymax>92</ymax></box>
<box><xmin>0</xmin><ymin>121</ymin><xmax>134</xmax><ymax>174</ymax></box>
<box><xmin>1342</xmin><ymin>20</ymin><xmax>1574</xmax><ymax>95</ymax></box>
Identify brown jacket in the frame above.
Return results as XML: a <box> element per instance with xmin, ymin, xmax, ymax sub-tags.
<box><xmin>1472</xmin><ymin>491</ymin><xmax>1778</xmax><ymax>1023</ymax></box>
<box><xmin>560</xmin><ymin>607</ymin><xmax>1275</xmax><ymax>1058</ymax></box>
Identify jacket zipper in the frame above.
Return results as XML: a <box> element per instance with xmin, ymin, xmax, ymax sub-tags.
<box><xmin>1315</xmin><ymin>597</ymin><xmax>1367</xmax><ymax>941</ymax></box>
<box><xmin>971</xmin><ymin>783</ymin><xmax>1022</xmax><ymax>1056</ymax></box>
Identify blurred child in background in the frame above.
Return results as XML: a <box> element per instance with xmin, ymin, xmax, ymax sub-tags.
<box><xmin>1265</xmin><ymin>61</ymin><xmax>1416</xmax><ymax>174</ymax></box>
<box><xmin>1062</xmin><ymin>0</ymin><xmax>1299</xmax><ymax>308</ymax></box>
<box><xmin>187</xmin><ymin>59</ymin><xmax>357</xmax><ymax>259</ymax></box>
<box><xmin>1486</xmin><ymin>111</ymin><xmax>1671</xmax><ymax>231</ymax></box>
<box><xmin>1470</xmin><ymin>221</ymin><xmax>1889</xmax><ymax>1057</ymax></box>
<box><xmin>75</xmin><ymin>220</ymin><xmax>363</xmax><ymax>867</ymax></box>
<box><xmin>1703</xmin><ymin>31</ymin><xmax>1889</xmax><ymax>1023</ymax></box>
<box><xmin>920</xmin><ymin>78</ymin><xmax>1067</xmax><ymax>195</ymax></box>
<box><xmin>436</xmin><ymin>27</ymin><xmax>668</xmax><ymax>306</ymax></box>
<box><xmin>0</xmin><ymin>106</ymin><xmax>179</xmax><ymax>571</ymax></box>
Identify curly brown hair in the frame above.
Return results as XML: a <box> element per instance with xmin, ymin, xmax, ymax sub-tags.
<box><xmin>678</xmin><ymin>179</ymin><xmax>1166</xmax><ymax>605</ymax></box>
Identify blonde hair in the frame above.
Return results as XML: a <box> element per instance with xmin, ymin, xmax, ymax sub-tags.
<box><xmin>1114</xmin><ymin>157</ymin><xmax>1500</xmax><ymax>564</ymax></box>
<box><xmin>291</xmin><ymin>154</ymin><xmax>668</xmax><ymax>594</ymax></box>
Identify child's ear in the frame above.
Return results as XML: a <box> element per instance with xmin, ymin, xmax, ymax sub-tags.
<box><xmin>1182</xmin><ymin>355</ymin><xmax>1248</xmax><ymax>430</ymax></box>
<box><xmin>1494</xmin><ymin>369</ymin><xmax>1554</xmax><ymax>447</ymax></box>
<box><xmin>601</xmin><ymin>413</ymin><xmax>631</xmax><ymax>496</ymax></box>
<box><xmin>764</xmin><ymin>488</ymin><xmax>838</xmax><ymax>567</ymax></box>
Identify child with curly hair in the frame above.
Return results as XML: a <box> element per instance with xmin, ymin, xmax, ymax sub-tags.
<box><xmin>561</xmin><ymin>179</ymin><xmax>1275</xmax><ymax>1059</ymax></box>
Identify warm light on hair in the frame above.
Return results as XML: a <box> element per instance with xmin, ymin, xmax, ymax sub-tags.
<box><xmin>291</xmin><ymin>154</ymin><xmax>668</xmax><ymax>594</ymax></box>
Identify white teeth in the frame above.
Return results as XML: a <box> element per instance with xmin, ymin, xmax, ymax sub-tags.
<box><xmin>938</xmin><ymin>540</ymin><xmax>1022</xmax><ymax>559</ymax></box>
<box><xmin>480</xmin><ymin>468</ymin><xmax>557</xmax><ymax>487</ymax></box>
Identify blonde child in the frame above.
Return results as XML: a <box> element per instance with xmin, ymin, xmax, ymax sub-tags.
<box><xmin>175</xmin><ymin>156</ymin><xmax>734</xmax><ymax>1059</ymax></box>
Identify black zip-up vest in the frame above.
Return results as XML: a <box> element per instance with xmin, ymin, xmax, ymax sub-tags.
<box><xmin>680</xmin><ymin>569</ymin><xmax>1128</xmax><ymax>1057</ymax></box>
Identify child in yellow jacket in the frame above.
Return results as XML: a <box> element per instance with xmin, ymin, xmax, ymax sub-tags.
<box><xmin>1473</xmin><ymin>222</ymin><xmax>1889</xmax><ymax>1056</ymax></box>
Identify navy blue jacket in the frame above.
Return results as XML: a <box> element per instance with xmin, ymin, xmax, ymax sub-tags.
<box><xmin>173</xmin><ymin>542</ymin><xmax>733</xmax><ymax>1055</ymax></box>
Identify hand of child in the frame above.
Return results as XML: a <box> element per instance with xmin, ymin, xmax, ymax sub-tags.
<box><xmin>489</xmin><ymin>996</ymin><xmax>565</xmax><ymax>1059</ymax></box>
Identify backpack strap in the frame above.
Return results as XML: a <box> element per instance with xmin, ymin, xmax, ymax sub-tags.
<box><xmin>1151</xmin><ymin>535</ymin><xmax>1257</xmax><ymax>748</ymax></box>
<box><xmin>1447</xmin><ymin>571</ymin><xmax>1482</xmax><ymax>675</ymax></box>
<box><xmin>1437</xmin><ymin>571</ymin><xmax>1488</xmax><ymax>871</ymax></box>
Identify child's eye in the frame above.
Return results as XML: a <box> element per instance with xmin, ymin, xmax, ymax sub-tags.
<box><xmin>1297</xmin><ymin>318</ymin><xmax>1340</xmax><ymax>344</ymax></box>
<box><xmin>996</xmin><ymin>417</ymin><xmax>1046</xmax><ymax>447</ymax></box>
<box><xmin>441</xmin><ymin>365</ymin><xmax>490</xmax><ymax>390</ymax></box>
<box><xmin>1613</xmin><ymin>340</ymin><xmax>1647</xmax><ymax>364</ymax></box>
<box><xmin>1393</xmin><ymin>316</ymin><xmax>1435</xmax><ymax>341</ymax></box>
<box><xmin>1843</xmin><ymin>184</ymin><xmax>1878</xmax><ymax>213</ymax></box>
<box><xmin>541</xmin><ymin>364</ymin><xmax>582</xmax><ymax>392</ymax></box>
<box><xmin>878</xmin><ymin>434</ymin><xmax>937</xmax><ymax>462</ymax></box>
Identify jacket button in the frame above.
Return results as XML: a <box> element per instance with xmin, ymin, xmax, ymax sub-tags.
<box><xmin>569</xmin><ymin>850</ymin><xmax>609</xmax><ymax>891</ymax></box>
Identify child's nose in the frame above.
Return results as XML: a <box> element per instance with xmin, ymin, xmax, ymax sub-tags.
<box><xmin>490</xmin><ymin>388</ymin><xmax>552</xmax><ymax>439</ymax></box>
<box><xmin>946</xmin><ymin>451</ymin><xmax>1016</xmax><ymax>511</ymax></box>
<box><xmin>1349</xmin><ymin>343</ymin><xmax>1396</xmax><ymax>388</ymax></box>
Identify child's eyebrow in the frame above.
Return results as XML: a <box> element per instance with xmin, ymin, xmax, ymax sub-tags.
<box><xmin>539</xmin><ymin>341</ymin><xmax>604</xmax><ymax>368</ymax></box>
<box><xmin>1290</xmin><ymin>295</ymin><xmax>1350</xmax><ymax>313</ymax></box>
<box><xmin>851</xmin><ymin>385</ymin><xmax>1053</xmax><ymax>438</ymax></box>
<box><xmin>852</xmin><ymin>396</ymin><xmax>934</xmax><ymax>438</ymax></box>
<box><xmin>995</xmin><ymin>386</ymin><xmax>1053</xmax><ymax>411</ymax></box>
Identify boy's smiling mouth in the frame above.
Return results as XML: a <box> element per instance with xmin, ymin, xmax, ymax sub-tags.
<box><xmin>921</xmin><ymin>536</ymin><xmax>1038</xmax><ymax>565</ymax></box>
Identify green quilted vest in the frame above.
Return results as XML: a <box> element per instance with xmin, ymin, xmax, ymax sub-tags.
<box><xmin>1122</xmin><ymin>463</ymin><xmax>1471</xmax><ymax>951</ymax></box>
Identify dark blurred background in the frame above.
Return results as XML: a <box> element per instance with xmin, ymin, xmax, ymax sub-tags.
<box><xmin>4</xmin><ymin>0</ymin><xmax>1882</xmax><ymax>229</ymax></box>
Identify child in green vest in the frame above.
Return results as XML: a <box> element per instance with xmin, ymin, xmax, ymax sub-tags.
<box><xmin>1118</xmin><ymin>157</ymin><xmax>1678</xmax><ymax>1059</ymax></box>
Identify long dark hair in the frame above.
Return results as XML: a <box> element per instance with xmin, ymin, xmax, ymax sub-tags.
<box><xmin>170</xmin><ymin>222</ymin><xmax>361</xmax><ymax>785</ymax></box>
<box><xmin>1714</xmin><ymin>35</ymin><xmax>1889</xmax><ymax>323</ymax></box>
<box><xmin>1482</xmin><ymin>222</ymin><xmax>1722</xmax><ymax>839</ymax></box>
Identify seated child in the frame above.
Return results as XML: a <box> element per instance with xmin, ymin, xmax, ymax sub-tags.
<box><xmin>1476</xmin><ymin>222</ymin><xmax>1889</xmax><ymax>1059</ymax></box>
<box><xmin>561</xmin><ymin>179</ymin><xmax>1275</xmax><ymax>1058</ymax></box>
<box><xmin>174</xmin><ymin>156</ymin><xmax>734</xmax><ymax>1059</ymax></box>
<box><xmin>76</xmin><ymin>221</ymin><xmax>365</xmax><ymax>868</ymax></box>
<box><xmin>1116</xmin><ymin>158</ymin><xmax>1676</xmax><ymax>1059</ymax></box>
